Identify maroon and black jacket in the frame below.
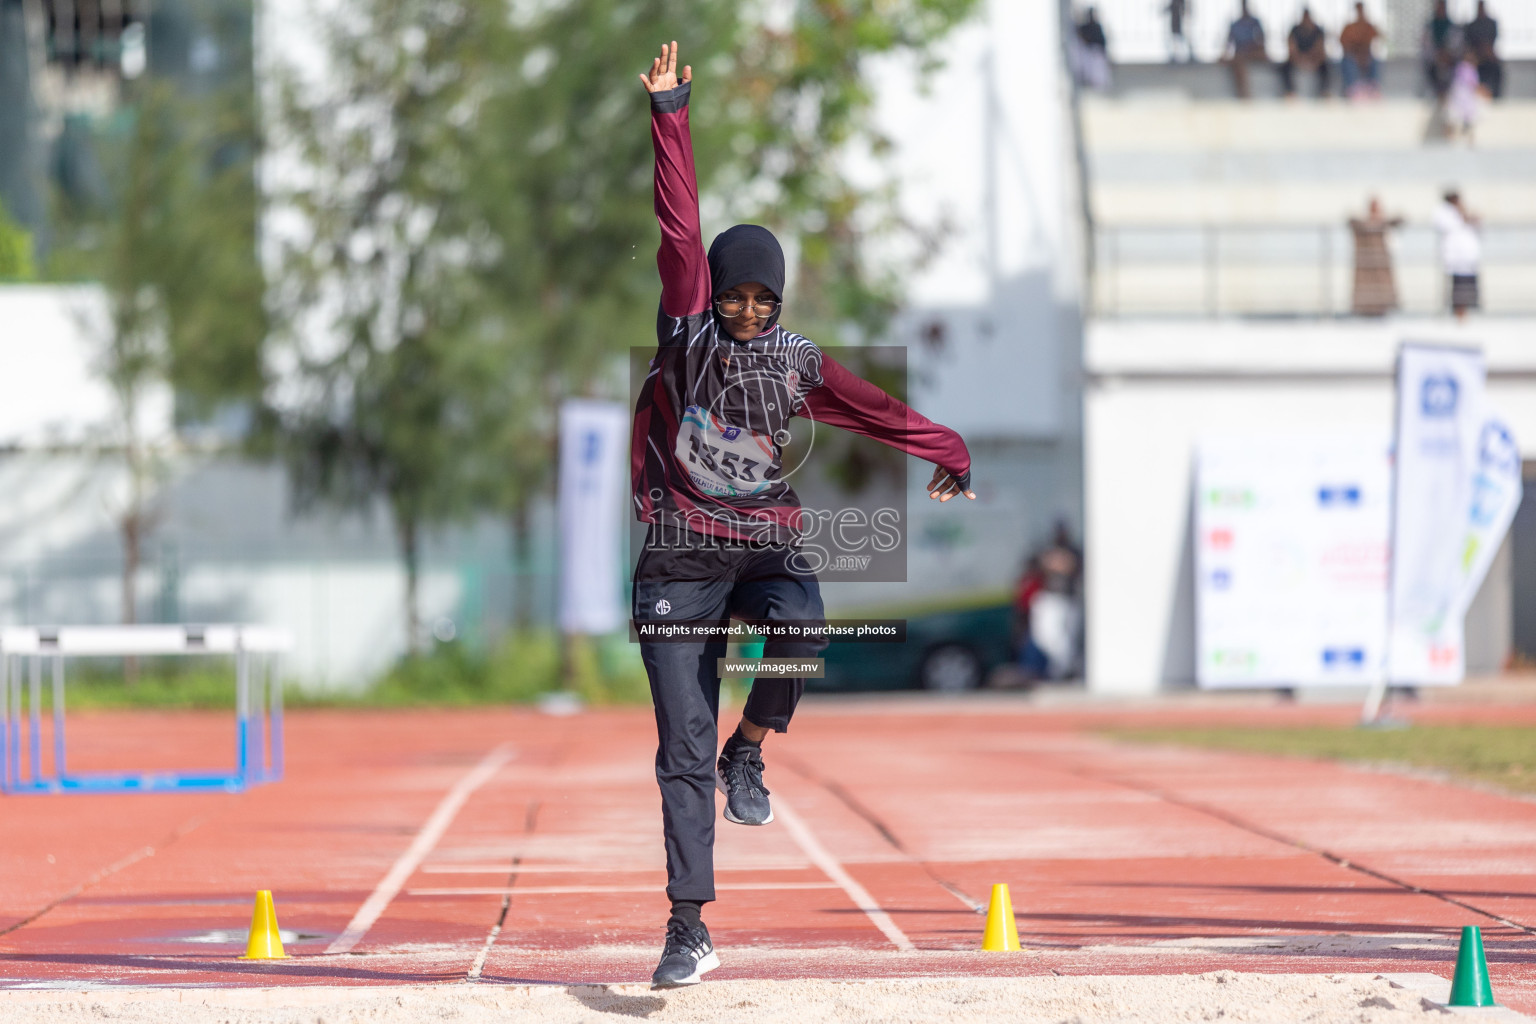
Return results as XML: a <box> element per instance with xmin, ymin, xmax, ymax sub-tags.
<box><xmin>631</xmin><ymin>82</ymin><xmax>971</xmax><ymax>546</ymax></box>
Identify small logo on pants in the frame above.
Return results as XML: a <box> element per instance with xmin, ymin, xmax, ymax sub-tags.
<box><xmin>654</xmin><ymin>599</ymin><xmax>672</xmax><ymax>615</ymax></box>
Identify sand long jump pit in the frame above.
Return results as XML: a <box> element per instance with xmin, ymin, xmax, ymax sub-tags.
<box><xmin>1</xmin><ymin>972</ymin><xmax>1525</xmax><ymax>1024</ymax></box>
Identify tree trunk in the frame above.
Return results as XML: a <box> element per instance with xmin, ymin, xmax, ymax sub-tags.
<box><xmin>510</xmin><ymin>500</ymin><xmax>532</xmax><ymax>631</ymax></box>
<box><xmin>121</xmin><ymin>418</ymin><xmax>144</xmax><ymax>687</ymax></box>
<box><xmin>398</xmin><ymin>514</ymin><xmax>422</xmax><ymax>653</ymax></box>
<box><xmin>121</xmin><ymin>511</ymin><xmax>141</xmax><ymax>628</ymax></box>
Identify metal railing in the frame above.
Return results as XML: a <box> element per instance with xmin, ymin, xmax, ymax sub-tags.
<box><xmin>1091</xmin><ymin>222</ymin><xmax>1536</xmax><ymax>318</ymax></box>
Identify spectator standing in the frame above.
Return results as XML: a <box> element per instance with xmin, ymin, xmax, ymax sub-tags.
<box><xmin>1281</xmin><ymin>8</ymin><xmax>1331</xmax><ymax>98</ymax></box>
<box><xmin>1166</xmin><ymin>0</ymin><xmax>1194</xmax><ymax>63</ymax></box>
<box><xmin>1223</xmin><ymin>1</ymin><xmax>1269</xmax><ymax>99</ymax></box>
<box><xmin>1012</xmin><ymin>556</ymin><xmax>1048</xmax><ymax>679</ymax></box>
<box><xmin>1348</xmin><ymin>197</ymin><xmax>1403</xmax><ymax>316</ymax></box>
<box><xmin>1465</xmin><ymin>1</ymin><xmax>1502</xmax><ymax>99</ymax></box>
<box><xmin>1447</xmin><ymin>56</ymin><xmax>1484</xmax><ymax>143</ymax></box>
<box><xmin>1422</xmin><ymin>0</ymin><xmax>1460</xmax><ymax>99</ymax></box>
<box><xmin>1339</xmin><ymin>2</ymin><xmax>1382</xmax><ymax>99</ymax></box>
<box><xmin>1073</xmin><ymin>7</ymin><xmax>1113</xmax><ymax>91</ymax></box>
<box><xmin>1031</xmin><ymin>522</ymin><xmax>1084</xmax><ymax>681</ymax></box>
<box><xmin>1433</xmin><ymin>190</ymin><xmax>1481</xmax><ymax>320</ymax></box>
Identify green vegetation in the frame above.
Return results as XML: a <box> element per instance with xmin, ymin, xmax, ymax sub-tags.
<box><xmin>1108</xmin><ymin>724</ymin><xmax>1536</xmax><ymax>796</ymax></box>
<box><xmin>50</xmin><ymin>664</ymin><xmax>240</xmax><ymax>710</ymax></box>
<box><xmin>343</xmin><ymin>633</ymin><xmax>651</xmax><ymax>708</ymax></box>
<box><xmin>0</xmin><ymin>200</ymin><xmax>35</xmax><ymax>279</ymax></box>
<box><xmin>840</xmin><ymin>588</ymin><xmax>1012</xmax><ymax>620</ymax></box>
<box><xmin>44</xmin><ymin>633</ymin><xmax>651</xmax><ymax>711</ymax></box>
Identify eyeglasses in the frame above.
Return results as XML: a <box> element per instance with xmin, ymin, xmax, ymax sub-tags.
<box><xmin>715</xmin><ymin>296</ymin><xmax>779</xmax><ymax>319</ymax></box>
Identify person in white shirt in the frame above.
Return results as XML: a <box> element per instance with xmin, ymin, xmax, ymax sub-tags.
<box><xmin>1432</xmin><ymin>190</ymin><xmax>1481</xmax><ymax>320</ymax></box>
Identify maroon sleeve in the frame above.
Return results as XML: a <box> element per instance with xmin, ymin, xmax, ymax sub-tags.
<box><xmin>650</xmin><ymin>84</ymin><xmax>710</xmax><ymax>318</ymax></box>
<box><xmin>799</xmin><ymin>354</ymin><xmax>972</xmax><ymax>489</ymax></box>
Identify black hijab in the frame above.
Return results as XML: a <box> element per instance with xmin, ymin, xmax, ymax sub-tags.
<box><xmin>707</xmin><ymin>224</ymin><xmax>785</xmax><ymax>333</ymax></box>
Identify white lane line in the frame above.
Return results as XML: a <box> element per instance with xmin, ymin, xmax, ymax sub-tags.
<box><xmin>464</xmin><ymin>894</ymin><xmax>508</xmax><ymax>983</ymax></box>
<box><xmin>773</xmin><ymin>794</ymin><xmax>915</xmax><ymax>952</ymax></box>
<box><xmin>326</xmin><ymin>742</ymin><xmax>515</xmax><ymax>955</ymax></box>
<box><xmin>419</xmin><ymin>862</ymin><xmax>809</xmax><ymax>874</ymax></box>
<box><xmin>408</xmin><ymin>882</ymin><xmax>838</xmax><ymax>896</ymax></box>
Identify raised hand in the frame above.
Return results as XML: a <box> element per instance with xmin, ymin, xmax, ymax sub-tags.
<box><xmin>927</xmin><ymin>466</ymin><xmax>976</xmax><ymax>503</ymax></box>
<box><xmin>640</xmin><ymin>40</ymin><xmax>692</xmax><ymax>93</ymax></box>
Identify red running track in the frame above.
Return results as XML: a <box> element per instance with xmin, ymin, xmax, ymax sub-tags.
<box><xmin>0</xmin><ymin>698</ymin><xmax>1533</xmax><ymax>1010</ymax></box>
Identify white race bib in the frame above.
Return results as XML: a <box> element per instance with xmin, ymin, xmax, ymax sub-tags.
<box><xmin>675</xmin><ymin>406</ymin><xmax>776</xmax><ymax>497</ymax></box>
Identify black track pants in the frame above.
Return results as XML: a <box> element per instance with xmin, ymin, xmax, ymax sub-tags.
<box><xmin>632</xmin><ymin>524</ymin><xmax>827</xmax><ymax>902</ymax></box>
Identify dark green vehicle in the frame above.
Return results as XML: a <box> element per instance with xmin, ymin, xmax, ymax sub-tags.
<box><xmin>810</xmin><ymin>597</ymin><xmax>1015</xmax><ymax>693</ymax></box>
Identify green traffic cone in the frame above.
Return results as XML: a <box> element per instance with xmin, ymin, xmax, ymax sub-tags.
<box><xmin>1448</xmin><ymin>925</ymin><xmax>1496</xmax><ymax>1007</ymax></box>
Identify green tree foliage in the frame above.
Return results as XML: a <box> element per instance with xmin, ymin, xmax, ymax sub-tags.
<box><xmin>0</xmin><ymin>200</ymin><xmax>35</xmax><ymax>280</ymax></box>
<box><xmin>50</xmin><ymin>81</ymin><xmax>267</xmax><ymax>417</ymax></box>
<box><xmin>271</xmin><ymin>0</ymin><xmax>979</xmax><ymax>642</ymax></box>
<box><xmin>46</xmin><ymin>78</ymin><xmax>264</xmax><ymax>636</ymax></box>
<box><xmin>270</xmin><ymin>0</ymin><xmax>538</xmax><ymax>646</ymax></box>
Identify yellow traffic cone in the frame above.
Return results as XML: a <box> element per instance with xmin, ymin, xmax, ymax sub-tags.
<box><xmin>241</xmin><ymin>890</ymin><xmax>288</xmax><ymax>959</ymax></box>
<box><xmin>981</xmin><ymin>883</ymin><xmax>1021</xmax><ymax>951</ymax></box>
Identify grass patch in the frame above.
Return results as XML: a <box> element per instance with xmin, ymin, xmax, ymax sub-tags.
<box><xmin>321</xmin><ymin>632</ymin><xmax>652</xmax><ymax>708</ymax></box>
<box><xmin>1106</xmin><ymin>724</ymin><xmax>1536</xmax><ymax>796</ymax></box>
<box><xmin>52</xmin><ymin>662</ymin><xmax>240</xmax><ymax>710</ymax></box>
<box><xmin>27</xmin><ymin>632</ymin><xmax>654</xmax><ymax>711</ymax></box>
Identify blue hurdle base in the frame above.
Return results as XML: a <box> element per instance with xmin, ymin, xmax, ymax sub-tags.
<box><xmin>1</xmin><ymin>769</ymin><xmax>279</xmax><ymax>794</ymax></box>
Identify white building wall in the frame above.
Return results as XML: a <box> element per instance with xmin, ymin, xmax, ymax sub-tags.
<box><xmin>0</xmin><ymin>285</ymin><xmax>172</xmax><ymax>448</ymax></box>
<box><xmin>1085</xmin><ymin>316</ymin><xmax>1536</xmax><ymax>694</ymax></box>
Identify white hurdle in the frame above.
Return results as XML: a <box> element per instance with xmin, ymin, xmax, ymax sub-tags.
<box><xmin>0</xmin><ymin>625</ymin><xmax>292</xmax><ymax>795</ymax></box>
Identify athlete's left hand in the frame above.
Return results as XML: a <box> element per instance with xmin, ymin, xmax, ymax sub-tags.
<box><xmin>927</xmin><ymin>467</ymin><xmax>975</xmax><ymax>503</ymax></box>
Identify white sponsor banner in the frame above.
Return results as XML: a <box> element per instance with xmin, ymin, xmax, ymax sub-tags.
<box><xmin>1386</xmin><ymin>344</ymin><xmax>1487</xmax><ymax>684</ymax></box>
<box><xmin>1456</xmin><ymin>417</ymin><xmax>1524</xmax><ymax>615</ymax></box>
<box><xmin>557</xmin><ymin>399</ymin><xmax>630</xmax><ymax>635</ymax></box>
<box><xmin>1196</xmin><ymin>433</ymin><xmax>1392</xmax><ymax>688</ymax></box>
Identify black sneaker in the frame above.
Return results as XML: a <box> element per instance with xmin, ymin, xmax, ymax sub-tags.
<box><xmin>650</xmin><ymin>920</ymin><xmax>719</xmax><ymax>988</ymax></box>
<box><xmin>716</xmin><ymin>750</ymin><xmax>773</xmax><ymax>825</ymax></box>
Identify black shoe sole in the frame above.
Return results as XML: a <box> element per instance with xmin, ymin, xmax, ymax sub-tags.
<box><xmin>651</xmin><ymin>950</ymin><xmax>720</xmax><ymax>988</ymax></box>
<box><xmin>716</xmin><ymin>771</ymin><xmax>773</xmax><ymax>825</ymax></box>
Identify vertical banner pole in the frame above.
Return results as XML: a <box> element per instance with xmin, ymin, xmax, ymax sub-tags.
<box><xmin>52</xmin><ymin>655</ymin><xmax>65</xmax><ymax>780</ymax></box>
<box><xmin>1360</xmin><ymin>676</ymin><xmax>1389</xmax><ymax>725</ymax></box>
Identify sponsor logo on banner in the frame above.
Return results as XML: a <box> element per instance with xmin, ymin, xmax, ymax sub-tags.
<box><xmin>1206</xmin><ymin>487</ymin><xmax>1254</xmax><ymax>508</ymax></box>
<box><xmin>1321</xmin><ymin>647</ymin><xmax>1366</xmax><ymax>669</ymax></box>
<box><xmin>1317</xmin><ymin>485</ymin><xmax>1362</xmax><ymax>507</ymax></box>
<box><xmin>1420</xmin><ymin>374</ymin><xmax>1458</xmax><ymax>416</ymax></box>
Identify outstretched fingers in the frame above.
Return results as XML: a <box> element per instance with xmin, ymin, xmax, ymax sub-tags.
<box><xmin>927</xmin><ymin>467</ymin><xmax>975</xmax><ymax>502</ymax></box>
<box><xmin>640</xmin><ymin>42</ymin><xmax>690</xmax><ymax>92</ymax></box>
